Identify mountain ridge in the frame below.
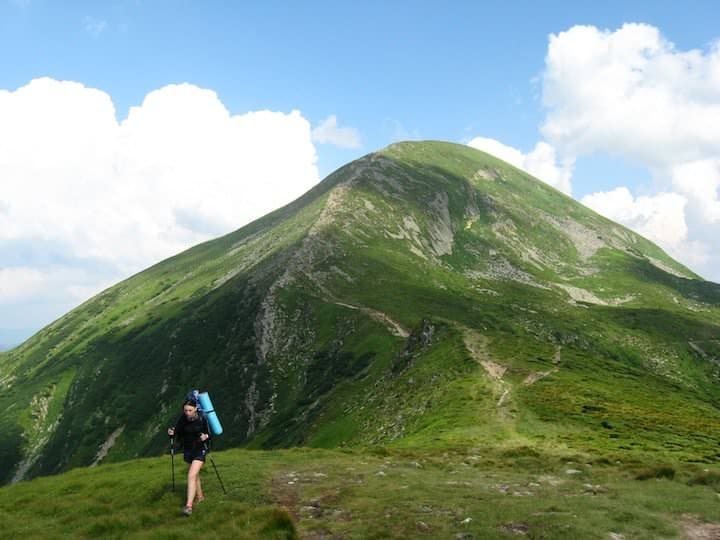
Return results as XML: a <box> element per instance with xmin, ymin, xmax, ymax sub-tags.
<box><xmin>1</xmin><ymin>140</ymin><xmax>719</xmax><ymax>485</ymax></box>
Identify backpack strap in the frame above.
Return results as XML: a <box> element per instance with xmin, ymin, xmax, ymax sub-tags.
<box><xmin>200</xmin><ymin>411</ymin><xmax>210</xmax><ymax>435</ymax></box>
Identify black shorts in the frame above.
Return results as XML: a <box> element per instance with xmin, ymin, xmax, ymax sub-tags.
<box><xmin>183</xmin><ymin>446</ymin><xmax>208</xmax><ymax>464</ymax></box>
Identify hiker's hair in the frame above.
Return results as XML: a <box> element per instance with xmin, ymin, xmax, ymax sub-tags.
<box><xmin>183</xmin><ymin>399</ymin><xmax>198</xmax><ymax>408</ymax></box>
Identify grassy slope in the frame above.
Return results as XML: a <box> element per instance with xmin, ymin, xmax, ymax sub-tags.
<box><xmin>278</xmin><ymin>142</ymin><xmax>720</xmax><ymax>464</ymax></box>
<box><xmin>0</xmin><ymin>164</ymin><xmax>349</xmax><ymax>481</ymax></box>
<box><xmin>1</xmin><ymin>140</ymin><xmax>719</xmax><ymax>503</ymax></box>
<box><xmin>1</xmin><ymin>446</ymin><xmax>719</xmax><ymax>539</ymax></box>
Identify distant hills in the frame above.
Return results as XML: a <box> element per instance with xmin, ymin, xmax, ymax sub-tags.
<box><xmin>1</xmin><ymin>140</ymin><xmax>718</xmax><ymax>485</ymax></box>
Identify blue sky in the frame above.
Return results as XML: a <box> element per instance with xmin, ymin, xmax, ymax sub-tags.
<box><xmin>2</xmin><ymin>0</ymin><xmax>720</xmax><ymax>345</ymax></box>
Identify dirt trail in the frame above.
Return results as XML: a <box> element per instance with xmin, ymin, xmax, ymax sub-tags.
<box><xmin>679</xmin><ymin>515</ymin><xmax>720</xmax><ymax>539</ymax></box>
<box><xmin>460</xmin><ymin>327</ymin><xmax>565</xmax><ymax>426</ymax></box>
<box><xmin>461</xmin><ymin>329</ymin><xmax>506</xmax><ymax>380</ymax></box>
<box><xmin>522</xmin><ymin>370</ymin><xmax>558</xmax><ymax>386</ymax></box>
<box><xmin>460</xmin><ymin>326</ymin><xmax>513</xmax><ymax>417</ymax></box>
<box><xmin>523</xmin><ymin>345</ymin><xmax>562</xmax><ymax>386</ymax></box>
<box><xmin>334</xmin><ymin>302</ymin><xmax>409</xmax><ymax>338</ymax></box>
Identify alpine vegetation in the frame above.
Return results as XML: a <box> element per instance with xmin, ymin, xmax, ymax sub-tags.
<box><xmin>1</xmin><ymin>141</ymin><xmax>719</xmax><ymax>492</ymax></box>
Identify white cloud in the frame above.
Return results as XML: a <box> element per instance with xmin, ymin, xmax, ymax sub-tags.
<box><xmin>542</xmin><ymin>24</ymin><xmax>720</xmax><ymax>166</ymax></box>
<box><xmin>83</xmin><ymin>16</ymin><xmax>107</xmax><ymax>37</ymax></box>
<box><xmin>467</xmin><ymin>137</ymin><xmax>524</xmax><ymax>169</ymax></box>
<box><xmin>670</xmin><ymin>159</ymin><xmax>720</xmax><ymax>223</ymax></box>
<box><xmin>540</xmin><ymin>23</ymin><xmax>720</xmax><ymax>281</ymax></box>
<box><xmin>311</xmin><ymin>115</ymin><xmax>361</xmax><ymax>149</ymax></box>
<box><xmin>0</xmin><ymin>78</ymin><xmax>321</xmax><ymax>332</ymax></box>
<box><xmin>581</xmin><ymin>187</ymin><xmax>688</xmax><ymax>245</ymax></box>
<box><xmin>467</xmin><ymin>137</ymin><xmax>573</xmax><ymax>195</ymax></box>
<box><xmin>581</xmin><ymin>184</ymin><xmax>718</xmax><ymax>276</ymax></box>
<box><xmin>0</xmin><ymin>267</ymin><xmax>44</xmax><ymax>301</ymax></box>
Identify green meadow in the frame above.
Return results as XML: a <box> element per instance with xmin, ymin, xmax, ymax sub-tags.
<box><xmin>1</xmin><ymin>445</ymin><xmax>719</xmax><ymax>539</ymax></box>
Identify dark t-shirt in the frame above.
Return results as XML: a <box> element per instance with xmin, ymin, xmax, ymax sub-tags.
<box><xmin>173</xmin><ymin>413</ymin><xmax>210</xmax><ymax>451</ymax></box>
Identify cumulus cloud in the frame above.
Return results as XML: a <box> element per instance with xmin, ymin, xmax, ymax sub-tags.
<box><xmin>581</xmin><ymin>187</ymin><xmax>688</xmax><ymax>245</ymax></box>
<box><xmin>311</xmin><ymin>115</ymin><xmax>361</xmax><ymax>149</ymax></box>
<box><xmin>467</xmin><ymin>137</ymin><xmax>573</xmax><ymax>195</ymax></box>
<box><xmin>542</xmin><ymin>24</ymin><xmax>720</xmax><ymax>165</ymax></box>
<box><xmin>670</xmin><ymin>159</ymin><xmax>720</xmax><ymax>223</ymax></box>
<box><xmin>540</xmin><ymin>23</ymin><xmax>720</xmax><ymax>281</ymax></box>
<box><xmin>0</xmin><ymin>78</ymin><xmax>321</xmax><ymax>338</ymax></box>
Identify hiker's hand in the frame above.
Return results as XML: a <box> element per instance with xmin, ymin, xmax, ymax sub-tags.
<box><xmin>200</xmin><ymin>433</ymin><xmax>209</xmax><ymax>442</ymax></box>
<box><xmin>168</xmin><ymin>428</ymin><xmax>175</xmax><ymax>437</ymax></box>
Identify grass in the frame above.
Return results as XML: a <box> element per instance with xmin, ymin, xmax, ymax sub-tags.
<box><xmin>1</xmin><ymin>445</ymin><xmax>719</xmax><ymax>539</ymax></box>
<box><xmin>0</xmin><ymin>449</ymin><xmax>296</xmax><ymax>539</ymax></box>
<box><xmin>2</xmin><ymin>140</ymin><xmax>720</xmax><ymax>540</ymax></box>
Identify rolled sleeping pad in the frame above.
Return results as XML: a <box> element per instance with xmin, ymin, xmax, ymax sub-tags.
<box><xmin>198</xmin><ymin>391</ymin><xmax>223</xmax><ymax>436</ymax></box>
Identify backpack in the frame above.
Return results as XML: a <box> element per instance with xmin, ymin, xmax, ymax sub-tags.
<box><xmin>186</xmin><ymin>389</ymin><xmax>201</xmax><ymax>409</ymax></box>
<box><xmin>185</xmin><ymin>388</ymin><xmax>223</xmax><ymax>436</ymax></box>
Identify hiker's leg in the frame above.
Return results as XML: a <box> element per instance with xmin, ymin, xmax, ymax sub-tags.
<box><xmin>195</xmin><ymin>463</ymin><xmax>204</xmax><ymax>501</ymax></box>
<box><xmin>186</xmin><ymin>460</ymin><xmax>203</xmax><ymax>508</ymax></box>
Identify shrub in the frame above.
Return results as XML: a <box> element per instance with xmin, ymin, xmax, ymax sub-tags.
<box><xmin>635</xmin><ymin>466</ymin><xmax>675</xmax><ymax>481</ymax></box>
<box><xmin>687</xmin><ymin>471</ymin><xmax>720</xmax><ymax>488</ymax></box>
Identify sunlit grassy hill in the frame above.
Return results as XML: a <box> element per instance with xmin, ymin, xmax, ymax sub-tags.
<box><xmin>1</xmin><ymin>140</ymin><xmax>719</xmax><ymax>489</ymax></box>
<box><xmin>1</xmin><ymin>445</ymin><xmax>719</xmax><ymax>538</ymax></box>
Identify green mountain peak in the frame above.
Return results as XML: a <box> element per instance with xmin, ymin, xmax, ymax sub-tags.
<box><xmin>1</xmin><ymin>140</ymin><xmax>718</xmax><ymax>485</ymax></box>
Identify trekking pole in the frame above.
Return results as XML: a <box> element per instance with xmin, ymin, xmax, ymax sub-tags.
<box><xmin>209</xmin><ymin>454</ymin><xmax>227</xmax><ymax>494</ymax></box>
<box><xmin>205</xmin><ymin>443</ymin><xmax>227</xmax><ymax>494</ymax></box>
<box><xmin>170</xmin><ymin>436</ymin><xmax>176</xmax><ymax>492</ymax></box>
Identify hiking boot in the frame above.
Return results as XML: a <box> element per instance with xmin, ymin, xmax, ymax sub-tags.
<box><xmin>182</xmin><ymin>505</ymin><xmax>193</xmax><ymax>516</ymax></box>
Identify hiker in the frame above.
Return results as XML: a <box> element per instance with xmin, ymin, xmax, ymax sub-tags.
<box><xmin>167</xmin><ymin>397</ymin><xmax>211</xmax><ymax>516</ymax></box>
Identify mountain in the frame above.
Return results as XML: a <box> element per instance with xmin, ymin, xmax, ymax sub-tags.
<box><xmin>1</xmin><ymin>140</ymin><xmax>719</xmax><ymax>485</ymax></box>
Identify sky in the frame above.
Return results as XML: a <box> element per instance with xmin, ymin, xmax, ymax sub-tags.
<box><xmin>1</xmin><ymin>0</ymin><xmax>720</xmax><ymax>346</ymax></box>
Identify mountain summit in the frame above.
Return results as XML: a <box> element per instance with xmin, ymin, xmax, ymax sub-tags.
<box><xmin>2</xmin><ymin>141</ymin><xmax>719</xmax><ymax>484</ymax></box>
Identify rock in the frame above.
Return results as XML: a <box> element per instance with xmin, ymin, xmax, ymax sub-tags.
<box><xmin>538</xmin><ymin>475</ymin><xmax>563</xmax><ymax>486</ymax></box>
<box><xmin>502</xmin><ymin>522</ymin><xmax>530</xmax><ymax>535</ymax></box>
<box><xmin>299</xmin><ymin>506</ymin><xmax>323</xmax><ymax>518</ymax></box>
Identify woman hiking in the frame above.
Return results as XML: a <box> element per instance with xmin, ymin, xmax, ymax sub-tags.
<box><xmin>167</xmin><ymin>396</ymin><xmax>211</xmax><ymax>516</ymax></box>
